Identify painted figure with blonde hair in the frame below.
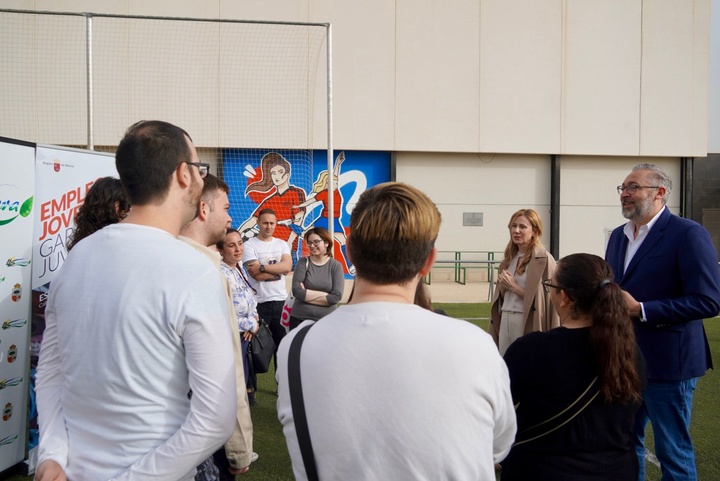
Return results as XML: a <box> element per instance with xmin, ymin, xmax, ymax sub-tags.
<box><xmin>294</xmin><ymin>151</ymin><xmax>353</xmax><ymax>273</ymax></box>
<box><xmin>490</xmin><ymin>209</ymin><xmax>559</xmax><ymax>355</ymax></box>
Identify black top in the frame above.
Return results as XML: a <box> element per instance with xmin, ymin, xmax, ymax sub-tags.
<box><xmin>501</xmin><ymin>327</ymin><xmax>645</xmax><ymax>481</ymax></box>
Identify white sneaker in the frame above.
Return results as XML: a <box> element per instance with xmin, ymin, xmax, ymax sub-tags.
<box><xmin>251</xmin><ymin>452</ymin><xmax>259</xmax><ymax>463</ymax></box>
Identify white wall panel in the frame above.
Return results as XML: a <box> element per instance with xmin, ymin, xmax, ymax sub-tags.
<box><xmin>561</xmin><ymin>0</ymin><xmax>641</xmax><ymax>155</ymax></box>
<box><xmin>479</xmin><ymin>0</ymin><xmax>562</xmax><ymax>154</ymax></box>
<box><xmin>558</xmin><ymin>156</ymin><xmax>680</xmax><ymax>258</ymax></box>
<box><xmin>395</xmin><ymin>0</ymin><xmax>480</xmax><ymax>152</ymax></box>
<box><xmin>311</xmin><ymin>1</ymin><xmax>397</xmax><ymax>150</ymax></box>
<box><xmin>640</xmin><ymin>0</ymin><xmax>710</xmax><ymax>156</ymax></box>
<box><xmin>0</xmin><ymin>0</ymin><xmax>713</xmax><ymax>156</ymax></box>
<box><xmin>710</xmin><ymin>0</ymin><xmax>720</xmax><ymax>153</ymax></box>
<box><xmin>397</xmin><ymin>152</ymin><xmax>553</xmax><ymax>252</ymax></box>
<box><xmin>129</xmin><ymin>0</ymin><xmax>219</xmax><ymax>18</ymax></box>
<box><xmin>220</xmin><ymin>0</ymin><xmax>308</xmax><ymax>23</ymax></box>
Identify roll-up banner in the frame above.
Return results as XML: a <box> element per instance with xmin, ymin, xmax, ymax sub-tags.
<box><xmin>0</xmin><ymin>138</ymin><xmax>36</xmax><ymax>472</ymax></box>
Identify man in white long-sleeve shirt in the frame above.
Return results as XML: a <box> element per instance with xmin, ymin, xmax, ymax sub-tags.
<box><xmin>35</xmin><ymin>121</ymin><xmax>237</xmax><ymax>481</ymax></box>
<box><xmin>276</xmin><ymin>182</ymin><xmax>517</xmax><ymax>481</ymax></box>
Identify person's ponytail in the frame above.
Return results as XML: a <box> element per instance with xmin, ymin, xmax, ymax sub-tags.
<box><xmin>589</xmin><ymin>280</ymin><xmax>641</xmax><ymax>402</ymax></box>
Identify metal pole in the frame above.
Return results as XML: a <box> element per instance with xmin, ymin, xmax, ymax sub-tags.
<box><xmin>326</xmin><ymin>23</ymin><xmax>334</xmax><ymax>240</ymax></box>
<box><xmin>681</xmin><ymin>157</ymin><xmax>693</xmax><ymax>219</ymax></box>
<box><xmin>85</xmin><ymin>13</ymin><xmax>94</xmax><ymax>150</ymax></box>
<box><xmin>550</xmin><ymin>154</ymin><xmax>560</xmax><ymax>259</ymax></box>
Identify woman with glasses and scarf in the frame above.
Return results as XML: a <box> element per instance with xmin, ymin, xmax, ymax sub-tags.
<box><xmin>288</xmin><ymin>227</ymin><xmax>345</xmax><ymax>330</ymax></box>
<box><xmin>500</xmin><ymin>253</ymin><xmax>645</xmax><ymax>481</ymax></box>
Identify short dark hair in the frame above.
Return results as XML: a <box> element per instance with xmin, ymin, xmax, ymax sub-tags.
<box><xmin>201</xmin><ymin>174</ymin><xmax>229</xmax><ymax>208</ymax></box>
<box><xmin>115</xmin><ymin>120</ymin><xmax>193</xmax><ymax>205</ymax></box>
<box><xmin>348</xmin><ymin>182</ymin><xmax>441</xmax><ymax>285</ymax></box>
<box><xmin>258</xmin><ymin>208</ymin><xmax>276</xmax><ymax>219</ymax></box>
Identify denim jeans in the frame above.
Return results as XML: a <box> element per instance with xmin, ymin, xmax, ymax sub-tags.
<box><xmin>634</xmin><ymin>377</ymin><xmax>698</xmax><ymax>481</ymax></box>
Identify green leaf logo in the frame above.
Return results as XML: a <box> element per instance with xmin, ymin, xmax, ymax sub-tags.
<box><xmin>0</xmin><ymin>214</ymin><xmax>18</xmax><ymax>226</ymax></box>
<box><xmin>20</xmin><ymin>196</ymin><xmax>33</xmax><ymax>218</ymax></box>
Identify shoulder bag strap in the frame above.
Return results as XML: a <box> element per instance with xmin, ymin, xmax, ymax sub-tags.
<box><xmin>288</xmin><ymin>323</ymin><xmax>319</xmax><ymax>481</ymax></box>
<box><xmin>513</xmin><ymin>376</ymin><xmax>600</xmax><ymax>447</ymax></box>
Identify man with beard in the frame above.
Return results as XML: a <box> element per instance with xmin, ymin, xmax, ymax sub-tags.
<box><xmin>36</xmin><ymin>121</ymin><xmax>237</xmax><ymax>481</ymax></box>
<box><xmin>606</xmin><ymin>163</ymin><xmax>720</xmax><ymax>481</ymax></box>
<box><xmin>179</xmin><ymin>174</ymin><xmax>255</xmax><ymax>480</ymax></box>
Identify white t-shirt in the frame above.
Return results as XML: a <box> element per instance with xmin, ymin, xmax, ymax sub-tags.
<box><xmin>36</xmin><ymin>224</ymin><xmax>237</xmax><ymax>481</ymax></box>
<box><xmin>276</xmin><ymin>302</ymin><xmax>517</xmax><ymax>481</ymax></box>
<box><xmin>242</xmin><ymin>236</ymin><xmax>290</xmax><ymax>303</ymax></box>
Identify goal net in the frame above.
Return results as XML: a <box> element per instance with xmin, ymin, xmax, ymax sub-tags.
<box><xmin>0</xmin><ymin>9</ymin><xmax>328</xmax><ymax>262</ymax></box>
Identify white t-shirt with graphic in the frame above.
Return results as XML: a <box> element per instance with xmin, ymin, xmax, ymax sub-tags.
<box><xmin>242</xmin><ymin>236</ymin><xmax>290</xmax><ymax>302</ymax></box>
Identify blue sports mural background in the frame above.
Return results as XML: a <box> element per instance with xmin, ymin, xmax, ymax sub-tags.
<box><xmin>223</xmin><ymin>149</ymin><xmax>391</xmax><ymax>276</ymax></box>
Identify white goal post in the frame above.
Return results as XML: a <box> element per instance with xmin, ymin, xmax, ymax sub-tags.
<box><xmin>0</xmin><ymin>9</ymin><xmax>337</xmax><ymax>238</ymax></box>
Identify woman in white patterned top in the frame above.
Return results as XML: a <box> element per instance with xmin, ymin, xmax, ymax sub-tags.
<box><xmin>217</xmin><ymin>228</ymin><xmax>259</xmax><ymax>404</ymax></box>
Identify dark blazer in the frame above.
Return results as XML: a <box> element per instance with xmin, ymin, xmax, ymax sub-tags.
<box><xmin>605</xmin><ymin>207</ymin><xmax>720</xmax><ymax>381</ymax></box>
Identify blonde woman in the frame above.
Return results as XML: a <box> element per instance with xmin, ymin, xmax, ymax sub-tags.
<box><xmin>490</xmin><ymin>209</ymin><xmax>559</xmax><ymax>355</ymax></box>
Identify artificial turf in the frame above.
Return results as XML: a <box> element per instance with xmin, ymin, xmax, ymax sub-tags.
<box><xmin>6</xmin><ymin>304</ymin><xmax>718</xmax><ymax>481</ymax></box>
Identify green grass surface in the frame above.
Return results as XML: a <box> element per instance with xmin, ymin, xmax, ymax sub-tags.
<box><xmin>6</xmin><ymin>304</ymin><xmax>718</xmax><ymax>481</ymax></box>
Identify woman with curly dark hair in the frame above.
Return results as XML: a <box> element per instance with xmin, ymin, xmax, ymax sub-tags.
<box><xmin>501</xmin><ymin>253</ymin><xmax>645</xmax><ymax>481</ymax></box>
<box><xmin>67</xmin><ymin>177</ymin><xmax>130</xmax><ymax>251</ymax></box>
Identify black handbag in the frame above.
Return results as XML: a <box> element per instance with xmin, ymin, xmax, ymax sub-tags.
<box><xmin>250</xmin><ymin>319</ymin><xmax>276</xmax><ymax>374</ymax></box>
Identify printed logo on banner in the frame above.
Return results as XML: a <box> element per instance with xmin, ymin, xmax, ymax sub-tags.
<box><xmin>53</xmin><ymin>161</ymin><xmax>60</xmax><ymax>172</ymax></box>
<box><xmin>7</xmin><ymin>345</ymin><xmax>17</xmax><ymax>363</ymax></box>
<box><xmin>11</xmin><ymin>283</ymin><xmax>21</xmax><ymax>302</ymax></box>
<box><xmin>36</xmin><ymin>181</ymin><xmax>95</xmax><ymax>280</ymax></box>
<box><xmin>0</xmin><ymin>194</ymin><xmax>33</xmax><ymax>227</ymax></box>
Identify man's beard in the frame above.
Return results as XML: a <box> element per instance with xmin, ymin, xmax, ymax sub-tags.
<box><xmin>622</xmin><ymin>196</ymin><xmax>653</xmax><ymax>221</ymax></box>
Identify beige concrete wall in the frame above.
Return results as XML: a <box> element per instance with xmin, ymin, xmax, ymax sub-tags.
<box><xmin>0</xmin><ymin>0</ymin><xmax>712</xmax><ymax>156</ymax></box>
<box><xmin>396</xmin><ymin>152</ymin><xmax>554</xmax><ymax>254</ymax></box>
<box><xmin>561</xmin><ymin>1</ymin><xmax>641</xmax><ymax>155</ymax></box>
<box><xmin>711</xmin><ymin>0</ymin><xmax>720</xmax><ymax>153</ymax></box>
<box><xmin>557</xmin><ymin>156</ymin><xmax>680</xmax><ymax>258</ymax></box>
<box><xmin>397</xmin><ymin>152</ymin><xmax>682</xmax><ymax>258</ymax></box>
<box><xmin>639</xmin><ymin>1</ymin><xmax>710</xmax><ymax>156</ymax></box>
<box><xmin>479</xmin><ymin>0</ymin><xmax>562</xmax><ymax>154</ymax></box>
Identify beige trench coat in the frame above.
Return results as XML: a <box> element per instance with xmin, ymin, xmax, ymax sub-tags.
<box><xmin>179</xmin><ymin>236</ymin><xmax>254</xmax><ymax>470</ymax></box>
<box><xmin>489</xmin><ymin>246</ymin><xmax>559</xmax><ymax>348</ymax></box>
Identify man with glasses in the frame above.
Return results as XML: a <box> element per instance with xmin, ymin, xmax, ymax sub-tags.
<box><xmin>243</xmin><ymin>208</ymin><xmax>292</xmax><ymax>371</ymax></box>
<box><xmin>36</xmin><ymin>121</ymin><xmax>237</xmax><ymax>481</ymax></box>
<box><xmin>606</xmin><ymin>163</ymin><xmax>720</xmax><ymax>481</ymax></box>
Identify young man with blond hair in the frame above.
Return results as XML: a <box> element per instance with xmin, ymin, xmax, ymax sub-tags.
<box><xmin>276</xmin><ymin>182</ymin><xmax>516</xmax><ymax>481</ymax></box>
